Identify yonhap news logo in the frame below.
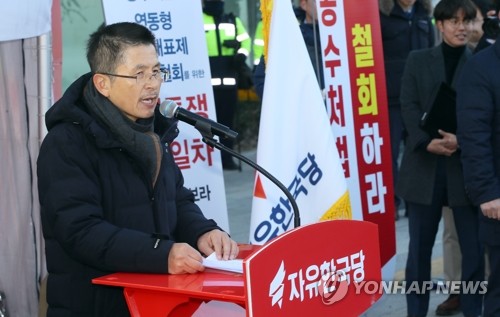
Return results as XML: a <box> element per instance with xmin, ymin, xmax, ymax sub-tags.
<box><xmin>317</xmin><ymin>270</ymin><xmax>350</xmax><ymax>305</ymax></box>
<box><xmin>350</xmin><ymin>280</ymin><xmax>488</xmax><ymax>296</ymax></box>
<box><xmin>317</xmin><ymin>279</ymin><xmax>488</xmax><ymax>305</ymax></box>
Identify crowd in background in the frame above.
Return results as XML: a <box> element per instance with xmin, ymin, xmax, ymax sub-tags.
<box><xmin>212</xmin><ymin>0</ymin><xmax>500</xmax><ymax>316</ymax></box>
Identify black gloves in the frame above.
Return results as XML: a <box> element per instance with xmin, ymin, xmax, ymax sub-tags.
<box><xmin>223</xmin><ymin>39</ymin><xmax>240</xmax><ymax>49</ymax></box>
<box><xmin>233</xmin><ymin>53</ymin><xmax>247</xmax><ymax>65</ymax></box>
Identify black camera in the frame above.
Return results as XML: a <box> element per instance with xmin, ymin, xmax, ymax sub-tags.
<box><xmin>483</xmin><ymin>15</ymin><xmax>500</xmax><ymax>40</ymax></box>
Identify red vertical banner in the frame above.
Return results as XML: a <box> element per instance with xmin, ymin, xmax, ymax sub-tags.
<box><xmin>343</xmin><ymin>0</ymin><xmax>395</xmax><ymax>267</ymax></box>
<box><xmin>317</xmin><ymin>0</ymin><xmax>396</xmax><ymax>269</ymax></box>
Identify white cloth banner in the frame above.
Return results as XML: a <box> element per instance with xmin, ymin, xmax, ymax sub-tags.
<box><xmin>249</xmin><ymin>0</ymin><xmax>351</xmax><ymax>245</ymax></box>
<box><xmin>102</xmin><ymin>0</ymin><xmax>230</xmax><ymax>232</ymax></box>
<box><xmin>0</xmin><ymin>0</ymin><xmax>52</xmax><ymax>41</ymax></box>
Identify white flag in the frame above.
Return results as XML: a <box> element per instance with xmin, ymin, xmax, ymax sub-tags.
<box><xmin>249</xmin><ymin>0</ymin><xmax>351</xmax><ymax>245</ymax></box>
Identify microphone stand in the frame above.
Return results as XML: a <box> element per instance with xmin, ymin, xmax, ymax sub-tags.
<box><xmin>193</xmin><ymin>120</ymin><xmax>301</xmax><ymax>228</ymax></box>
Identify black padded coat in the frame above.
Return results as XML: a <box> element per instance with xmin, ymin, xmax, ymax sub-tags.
<box><xmin>37</xmin><ymin>73</ymin><xmax>220</xmax><ymax>316</ymax></box>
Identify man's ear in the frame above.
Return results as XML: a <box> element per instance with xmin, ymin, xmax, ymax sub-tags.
<box><xmin>93</xmin><ymin>73</ymin><xmax>111</xmax><ymax>97</ymax></box>
<box><xmin>436</xmin><ymin>20</ymin><xmax>445</xmax><ymax>33</ymax></box>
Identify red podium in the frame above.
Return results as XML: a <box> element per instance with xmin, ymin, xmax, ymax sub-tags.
<box><xmin>93</xmin><ymin>220</ymin><xmax>382</xmax><ymax>316</ymax></box>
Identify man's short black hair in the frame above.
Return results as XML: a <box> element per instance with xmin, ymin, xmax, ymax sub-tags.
<box><xmin>434</xmin><ymin>0</ymin><xmax>478</xmax><ymax>21</ymax></box>
<box><xmin>86</xmin><ymin>22</ymin><xmax>156</xmax><ymax>74</ymax></box>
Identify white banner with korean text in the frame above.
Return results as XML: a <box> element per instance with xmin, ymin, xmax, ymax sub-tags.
<box><xmin>102</xmin><ymin>0</ymin><xmax>230</xmax><ymax>232</ymax></box>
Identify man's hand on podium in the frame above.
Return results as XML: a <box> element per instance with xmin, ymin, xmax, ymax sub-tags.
<box><xmin>197</xmin><ymin>229</ymin><xmax>239</xmax><ymax>261</ymax></box>
<box><xmin>167</xmin><ymin>230</ymin><xmax>238</xmax><ymax>274</ymax></box>
<box><xmin>168</xmin><ymin>243</ymin><xmax>205</xmax><ymax>274</ymax></box>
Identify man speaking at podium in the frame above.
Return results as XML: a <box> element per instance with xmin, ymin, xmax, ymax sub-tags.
<box><xmin>37</xmin><ymin>22</ymin><xmax>238</xmax><ymax>317</ymax></box>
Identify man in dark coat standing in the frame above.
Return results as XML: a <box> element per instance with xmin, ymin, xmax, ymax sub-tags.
<box><xmin>379</xmin><ymin>0</ymin><xmax>435</xmax><ymax>220</ymax></box>
<box><xmin>37</xmin><ymin>22</ymin><xmax>238</xmax><ymax>317</ymax></box>
<box><xmin>397</xmin><ymin>1</ymin><xmax>484</xmax><ymax>316</ymax></box>
<box><xmin>457</xmin><ymin>29</ymin><xmax>500</xmax><ymax>317</ymax></box>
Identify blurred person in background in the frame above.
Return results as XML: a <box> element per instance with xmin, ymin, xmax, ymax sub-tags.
<box><xmin>202</xmin><ymin>0</ymin><xmax>251</xmax><ymax>170</ymax></box>
<box><xmin>379</xmin><ymin>0</ymin><xmax>435</xmax><ymax>221</ymax></box>
<box><xmin>474</xmin><ymin>0</ymin><xmax>500</xmax><ymax>51</ymax></box>
<box><xmin>467</xmin><ymin>0</ymin><xmax>490</xmax><ymax>50</ymax></box>
<box><xmin>253</xmin><ymin>0</ymin><xmax>323</xmax><ymax>100</ymax></box>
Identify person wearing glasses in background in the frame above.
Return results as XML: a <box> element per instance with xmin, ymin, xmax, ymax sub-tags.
<box><xmin>37</xmin><ymin>22</ymin><xmax>238</xmax><ymax>317</ymax></box>
<box><xmin>467</xmin><ymin>0</ymin><xmax>491</xmax><ymax>50</ymax></box>
<box><xmin>397</xmin><ymin>0</ymin><xmax>485</xmax><ymax>316</ymax></box>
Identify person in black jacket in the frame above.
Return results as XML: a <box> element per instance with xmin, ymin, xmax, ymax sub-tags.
<box><xmin>379</xmin><ymin>0</ymin><xmax>435</xmax><ymax>220</ymax></box>
<box><xmin>474</xmin><ymin>0</ymin><xmax>500</xmax><ymax>52</ymax></box>
<box><xmin>468</xmin><ymin>0</ymin><xmax>492</xmax><ymax>50</ymax></box>
<box><xmin>457</xmin><ymin>27</ymin><xmax>500</xmax><ymax>317</ymax></box>
<box><xmin>37</xmin><ymin>22</ymin><xmax>238</xmax><ymax>317</ymax></box>
<box><xmin>397</xmin><ymin>1</ymin><xmax>484</xmax><ymax>316</ymax></box>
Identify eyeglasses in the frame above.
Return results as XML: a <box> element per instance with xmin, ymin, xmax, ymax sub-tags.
<box><xmin>446</xmin><ymin>18</ymin><xmax>473</xmax><ymax>28</ymax></box>
<box><xmin>98</xmin><ymin>68</ymin><xmax>170</xmax><ymax>84</ymax></box>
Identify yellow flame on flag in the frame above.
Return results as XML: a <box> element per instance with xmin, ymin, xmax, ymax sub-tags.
<box><xmin>260</xmin><ymin>0</ymin><xmax>273</xmax><ymax>64</ymax></box>
<box><xmin>320</xmin><ymin>192</ymin><xmax>352</xmax><ymax>220</ymax></box>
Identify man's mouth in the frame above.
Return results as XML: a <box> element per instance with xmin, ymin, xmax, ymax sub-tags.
<box><xmin>141</xmin><ymin>96</ymin><xmax>158</xmax><ymax>106</ymax></box>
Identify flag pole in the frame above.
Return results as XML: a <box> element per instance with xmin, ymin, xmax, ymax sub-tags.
<box><xmin>202</xmin><ymin>135</ymin><xmax>301</xmax><ymax>228</ymax></box>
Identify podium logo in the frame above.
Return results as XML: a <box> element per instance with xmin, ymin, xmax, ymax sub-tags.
<box><xmin>268</xmin><ymin>260</ymin><xmax>352</xmax><ymax>309</ymax></box>
<box><xmin>269</xmin><ymin>261</ymin><xmax>286</xmax><ymax>308</ymax></box>
<box><xmin>318</xmin><ymin>270</ymin><xmax>349</xmax><ymax>305</ymax></box>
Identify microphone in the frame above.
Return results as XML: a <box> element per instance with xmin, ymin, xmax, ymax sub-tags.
<box><xmin>159</xmin><ymin>100</ymin><xmax>300</xmax><ymax>228</ymax></box>
<box><xmin>159</xmin><ymin>100</ymin><xmax>238</xmax><ymax>140</ymax></box>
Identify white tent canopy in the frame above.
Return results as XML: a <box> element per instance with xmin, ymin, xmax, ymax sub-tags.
<box><xmin>0</xmin><ymin>1</ymin><xmax>52</xmax><ymax>41</ymax></box>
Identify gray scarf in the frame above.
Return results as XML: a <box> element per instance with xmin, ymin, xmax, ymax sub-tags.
<box><xmin>83</xmin><ymin>80</ymin><xmax>162</xmax><ymax>186</ymax></box>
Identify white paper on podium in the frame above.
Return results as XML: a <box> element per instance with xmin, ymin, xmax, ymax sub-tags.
<box><xmin>202</xmin><ymin>252</ymin><xmax>243</xmax><ymax>274</ymax></box>
<box><xmin>192</xmin><ymin>300</ymin><xmax>245</xmax><ymax>316</ymax></box>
